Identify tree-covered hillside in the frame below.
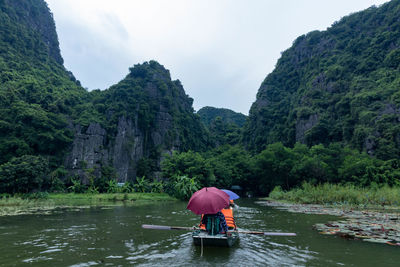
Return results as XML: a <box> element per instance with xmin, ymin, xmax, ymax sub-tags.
<box><xmin>197</xmin><ymin>106</ymin><xmax>247</xmax><ymax>127</ymax></box>
<box><xmin>0</xmin><ymin>0</ymin><xmax>210</xmax><ymax>193</ymax></box>
<box><xmin>197</xmin><ymin>106</ymin><xmax>247</xmax><ymax>146</ymax></box>
<box><xmin>2</xmin><ymin>0</ymin><xmax>400</xmax><ymax>196</ymax></box>
<box><xmin>64</xmin><ymin>61</ymin><xmax>210</xmax><ymax>181</ymax></box>
<box><xmin>244</xmin><ymin>0</ymin><xmax>400</xmax><ymax>160</ymax></box>
<box><xmin>0</xmin><ymin>0</ymin><xmax>86</xmax><ymax>168</ymax></box>
<box><xmin>100</xmin><ymin>61</ymin><xmax>209</xmax><ymax>153</ymax></box>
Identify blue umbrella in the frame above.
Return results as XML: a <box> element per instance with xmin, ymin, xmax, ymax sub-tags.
<box><xmin>221</xmin><ymin>189</ymin><xmax>240</xmax><ymax>200</ymax></box>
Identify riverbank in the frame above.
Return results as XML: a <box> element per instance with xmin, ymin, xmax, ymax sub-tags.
<box><xmin>263</xmin><ymin>183</ymin><xmax>400</xmax><ymax>246</ymax></box>
<box><xmin>257</xmin><ymin>199</ymin><xmax>400</xmax><ymax>246</ymax></box>
<box><xmin>0</xmin><ymin>193</ymin><xmax>176</xmax><ymax>216</ymax></box>
<box><xmin>268</xmin><ymin>183</ymin><xmax>400</xmax><ymax>207</ymax></box>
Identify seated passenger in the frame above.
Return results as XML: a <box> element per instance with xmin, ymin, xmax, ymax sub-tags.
<box><xmin>200</xmin><ymin>211</ymin><xmax>228</xmax><ymax>235</ymax></box>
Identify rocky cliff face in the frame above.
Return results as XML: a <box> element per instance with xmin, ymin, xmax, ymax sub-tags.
<box><xmin>64</xmin><ymin>117</ymin><xmax>145</xmax><ymax>183</ymax></box>
<box><xmin>295</xmin><ymin>114</ymin><xmax>319</xmax><ymax>144</ymax></box>
<box><xmin>64</xmin><ymin>61</ymin><xmax>209</xmax><ymax>182</ymax></box>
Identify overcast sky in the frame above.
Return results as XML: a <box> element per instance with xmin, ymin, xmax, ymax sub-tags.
<box><xmin>46</xmin><ymin>0</ymin><xmax>389</xmax><ymax>115</ymax></box>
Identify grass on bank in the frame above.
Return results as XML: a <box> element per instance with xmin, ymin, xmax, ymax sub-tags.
<box><xmin>268</xmin><ymin>182</ymin><xmax>400</xmax><ymax>207</ymax></box>
<box><xmin>0</xmin><ymin>192</ymin><xmax>176</xmax><ymax>206</ymax></box>
<box><xmin>0</xmin><ymin>192</ymin><xmax>177</xmax><ymax>216</ymax></box>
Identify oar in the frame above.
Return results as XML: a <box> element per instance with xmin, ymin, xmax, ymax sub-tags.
<box><xmin>236</xmin><ymin>231</ymin><xmax>296</xmax><ymax>236</ymax></box>
<box><xmin>143</xmin><ymin>225</ymin><xmax>296</xmax><ymax>236</ymax></box>
<box><xmin>142</xmin><ymin>224</ymin><xmax>197</xmax><ymax>231</ymax></box>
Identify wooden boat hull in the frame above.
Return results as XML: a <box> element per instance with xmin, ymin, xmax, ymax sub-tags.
<box><xmin>192</xmin><ymin>230</ymin><xmax>239</xmax><ymax>247</ymax></box>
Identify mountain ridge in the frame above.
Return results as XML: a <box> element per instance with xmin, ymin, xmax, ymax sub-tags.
<box><xmin>0</xmin><ymin>0</ymin><xmax>209</xmax><ymax>187</ymax></box>
<box><xmin>243</xmin><ymin>0</ymin><xmax>400</xmax><ymax>160</ymax></box>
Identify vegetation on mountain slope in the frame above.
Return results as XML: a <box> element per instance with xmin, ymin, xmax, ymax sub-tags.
<box><xmin>1</xmin><ymin>0</ymin><xmax>400</xmax><ymax>199</ymax></box>
<box><xmin>197</xmin><ymin>106</ymin><xmax>246</xmax><ymax>146</ymax></box>
<box><xmin>0</xmin><ymin>0</ymin><xmax>87</xmax><ymax>170</ymax></box>
<box><xmin>244</xmin><ymin>0</ymin><xmax>400</xmax><ymax>162</ymax></box>
<box><xmin>0</xmin><ymin>0</ymin><xmax>210</xmax><ymax>194</ymax></box>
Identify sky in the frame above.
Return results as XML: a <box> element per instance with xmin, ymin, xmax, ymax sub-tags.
<box><xmin>46</xmin><ymin>0</ymin><xmax>390</xmax><ymax>115</ymax></box>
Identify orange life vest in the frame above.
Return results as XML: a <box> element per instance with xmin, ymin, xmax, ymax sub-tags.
<box><xmin>221</xmin><ymin>208</ymin><xmax>236</xmax><ymax>229</ymax></box>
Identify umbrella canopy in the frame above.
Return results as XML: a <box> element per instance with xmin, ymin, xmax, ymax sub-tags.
<box><xmin>221</xmin><ymin>189</ymin><xmax>240</xmax><ymax>200</ymax></box>
<box><xmin>187</xmin><ymin>187</ymin><xmax>230</xmax><ymax>215</ymax></box>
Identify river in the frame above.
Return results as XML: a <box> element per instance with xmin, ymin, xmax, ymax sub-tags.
<box><xmin>0</xmin><ymin>199</ymin><xmax>399</xmax><ymax>266</ymax></box>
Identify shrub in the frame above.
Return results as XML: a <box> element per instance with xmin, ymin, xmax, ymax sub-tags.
<box><xmin>170</xmin><ymin>175</ymin><xmax>200</xmax><ymax>200</ymax></box>
<box><xmin>133</xmin><ymin>176</ymin><xmax>150</xmax><ymax>193</ymax></box>
<box><xmin>68</xmin><ymin>178</ymin><xmax>86</xmax><ymax>193</ymax></box>
<box><xmin>106</xmin><ymin>179</ymin><xmax>119</xmax><ymax>193</ymax></box>
<box><xmin>0</xmin><ymin>155</ymin><xmax>49</xmax><ymax>194</ymax></box>
<box><xmin>121</xmin><ymin>182</ymin><xmax>133</xmax><ymax>193</ymax></box>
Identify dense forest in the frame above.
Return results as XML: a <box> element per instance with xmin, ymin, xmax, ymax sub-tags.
<box><xmin>0</xmin><ymin>0</ymin><xmax>400</xmax><ymax>198</ymax></box>
<box><xmin>197</xmin><ymin>107</ymin><xmax>246</xmax><ymax>147</ymax></box>
<box><xmin>0</xmin><ymin>0</ymin><xmax>88</xmax><ymax>193</ymax></box>
<box><xmin>197</xmin><ymin>106</ymin><xmax>246</xmax><ymax>127</ymax></box>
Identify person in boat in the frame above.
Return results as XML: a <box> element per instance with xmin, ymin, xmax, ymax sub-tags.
<box><xmin>221</xmin><ymin>200</ymin><xmax>237</xmax><ymax>230</ymax></box>
<box><xmin>200</xmin><ymin>211</ymin><xmax>228</xmax><ymax>234</ymax></box>
<box><xmin>200</xmin><ymin>200</ymin><xmax>238</xmax><ymax>233</ymax></box>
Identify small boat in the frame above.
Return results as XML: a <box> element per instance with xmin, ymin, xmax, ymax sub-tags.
<box><xmin>193</xmin><ymin>203</ymin><xmax>239</xmax><ymax>247</ymax></box>
<box><xmin>145</xmin><ymin>190</ymin><xmax>296</xmax><ymax>248</ymax></box>
<box><xmin>192</xmin><ymin>229</ymin><xmax>239</xmax><ymax>247</ymax></box>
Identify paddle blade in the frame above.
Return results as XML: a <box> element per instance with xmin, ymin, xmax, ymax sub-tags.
<box><xmin>142</xmin><ymin>224</ymin><xmax>195</xmax><ymax>231</ymax></box>
<box><xmin>263</xmin><ymin>232</ymin><xmax>297</xmax><ymax>236</ymax></box>
<box><xmin>238</xmin><ymin>231</ymin><xmax>297</xmax><ymax>236</ymax></box>
<box><xmin>142</xmin><ymin>224</ymin><xmax>171</xmax><ymax>230</ymax></box>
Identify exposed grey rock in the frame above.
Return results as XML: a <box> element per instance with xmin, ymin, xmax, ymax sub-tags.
<box><xmin>64</xmin><ymin>123</ymin><xmax>108</xmax><ymax>184</ymax></box>
<box><xmin>64</xmin><ymin>110</ymin><xmax>178</xmax><ymax>183</ymax></box>
<box><xmin>380</xmin><ymin>103</ymin><xmax>400</xmax><ymax>120</ymax></box>
<box><xmin>365</xmin><ymin>136</ymin><xmax>376</xmax><ymax>156</ymax></box>
<box><xmin>112</xmin><ymin>116</ymin><xmax>148</xmax><ymax>183</ymax></box>
<box><xmin>312</xmin><ymin>73</ymin><xmax>335</xmax><ymax>93</ymax></box>
<box><xmin>296</xmin><ymin>114</ymin><xmax>319</xmax><ymax>143</ymax></box>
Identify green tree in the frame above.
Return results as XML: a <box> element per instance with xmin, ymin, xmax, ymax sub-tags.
<box><xmin>161</xmin><ymin>151</ymin><xmax>215</xmax><ymax>187</ymax></box>
<box><xmin>0</xmin><ymin>155</ymin><xmax>49</xmax><ymax>194</ymax></box>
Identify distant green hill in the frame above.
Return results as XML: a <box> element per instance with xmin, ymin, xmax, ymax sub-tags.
<box><xmin>197</xmin><ymin>106</ymin><xmax>247</xmax><ymax>146</ymax></box>
<box><xmin>197</xmin><ymin>106</ymin><xmax>247</xmax><ymax>127</ymax></box>
<box><xmin>244</xmin><ymin>0</ymin><xmax>400</xmax><ymax>160</ymax></box>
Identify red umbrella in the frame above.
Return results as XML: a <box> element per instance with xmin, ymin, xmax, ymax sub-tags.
<box><xmin>187</xmin><ymin>187</ymin><xmax>230</xmax><ymax>215</ymax></box>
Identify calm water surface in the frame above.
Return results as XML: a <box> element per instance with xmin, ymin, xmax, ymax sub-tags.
<box><xmin>0</xmin><ymin>199</ymin><xmax>399</xmax><ymax>266</ymax></box>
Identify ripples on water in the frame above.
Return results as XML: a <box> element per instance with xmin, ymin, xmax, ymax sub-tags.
<box><xmin>1</xmin><ymin>201</ymin><xmax>400</xmax><ymax>266</ymax></box>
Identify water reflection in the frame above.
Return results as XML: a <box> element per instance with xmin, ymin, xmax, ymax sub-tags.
<box><xmin>0</xmin><ymin>200</ymin><xmax>400</xmax><ymax>266</ymax></box>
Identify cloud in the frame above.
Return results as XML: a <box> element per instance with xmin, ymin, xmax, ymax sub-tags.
<box><xmin>46</xmin><ymin>0</ymin><xmax>389</xmax><ymax>114</ymax></box>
